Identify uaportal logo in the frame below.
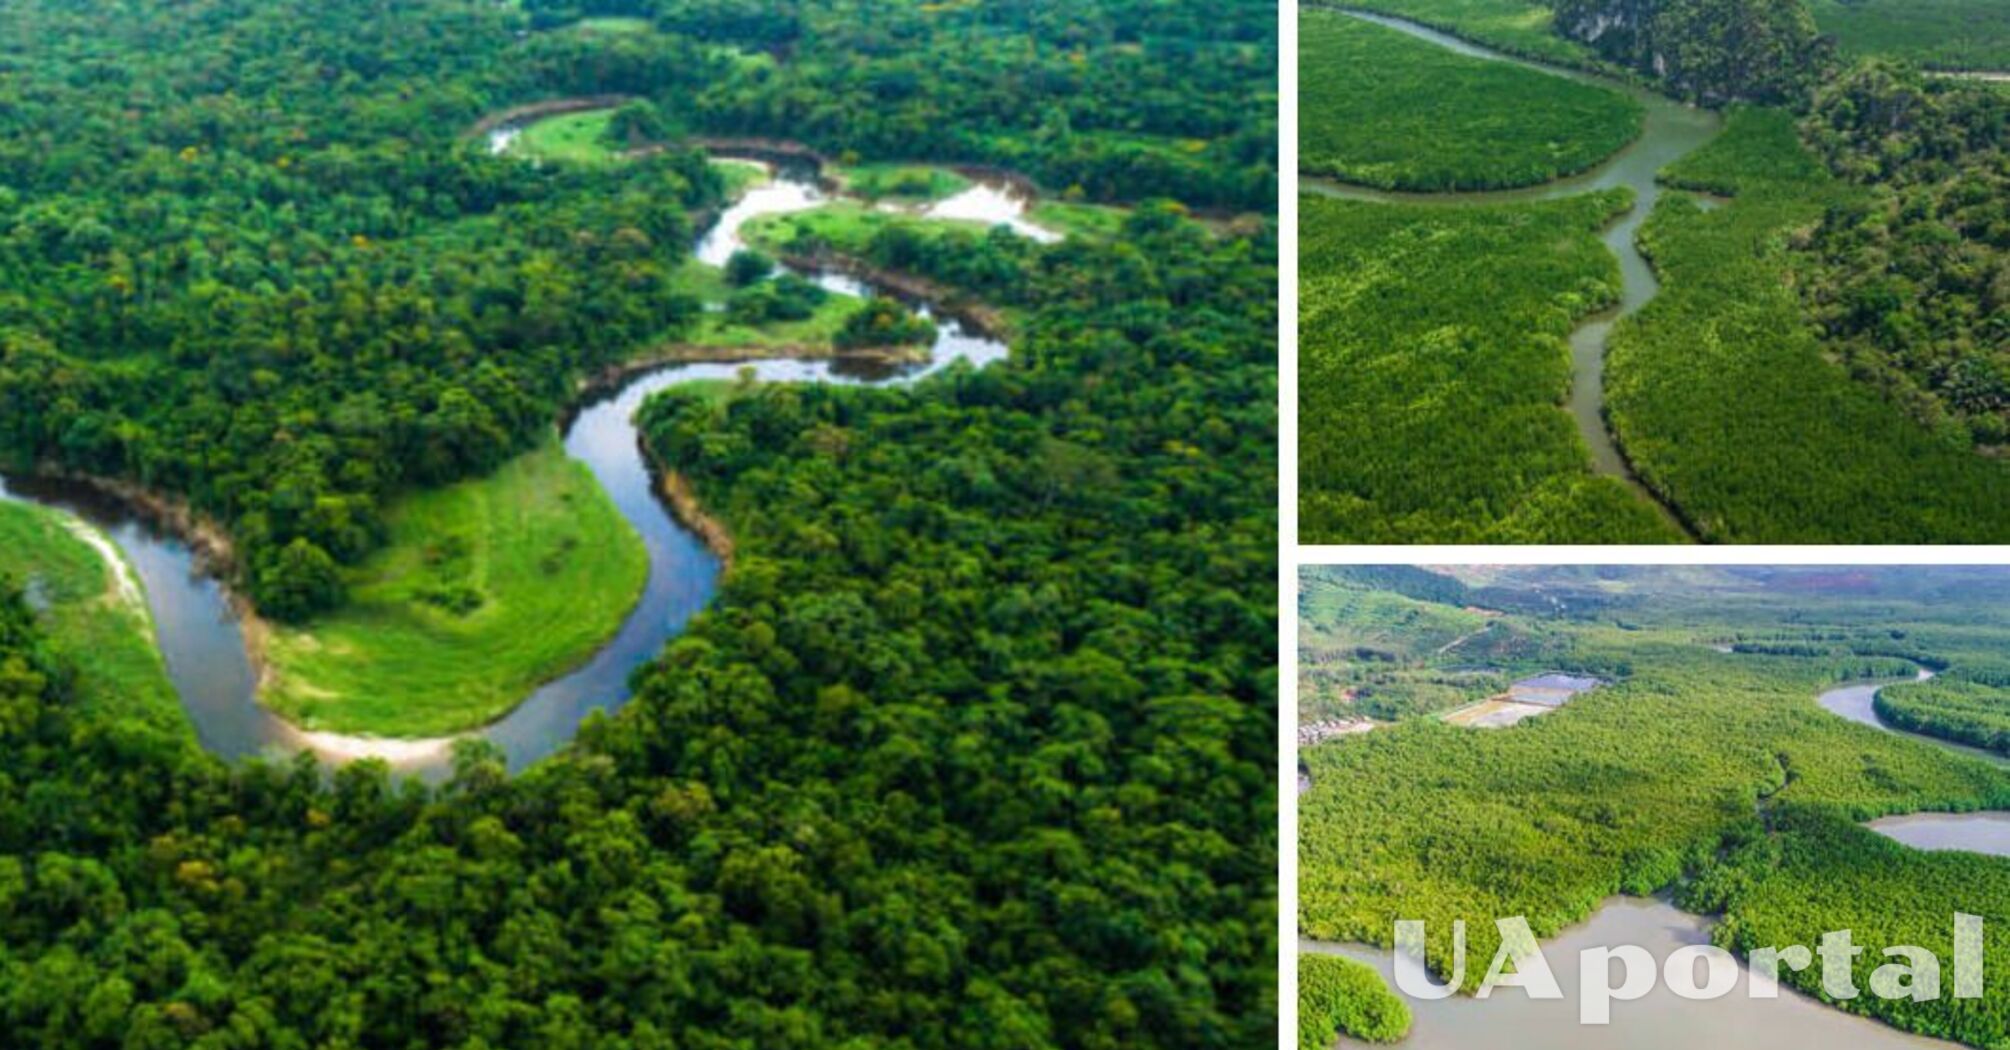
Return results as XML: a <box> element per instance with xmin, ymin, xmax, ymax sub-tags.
<box><xmin>1389</xmin><ymin>915</ymin><xmax>1986</xmax><ymax>1024</ymax></box>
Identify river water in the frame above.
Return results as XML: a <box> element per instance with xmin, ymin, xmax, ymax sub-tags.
<box><xmin>1306</xmin><ymin>9</ymin><xmax>1721</xmax><ymax>535</ymax></box>
<box><xmin>0</xmin><ymin>142</ymin><xmax>1031</xmax><ymax>777</ymax></box>
<box><xmin>1304</xmin><ymin>898</ymin><xmax>1957</xmax><ymax>1049</ymax></box>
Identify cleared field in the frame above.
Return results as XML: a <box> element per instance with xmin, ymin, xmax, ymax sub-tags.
<box><xmin>1298</xmin><ymin>189</ymin><xmax>1682</xmax><ymax>543</ymax></box>
<box><xmin>572</xmin><ymin>15</ymin><xmax>652</xmax><ymax>34</ymax></box>
<box><xmin>1028</xmin><ymin>200</ymin><xmax>1129</xmax><ymax>238</ymax></box>
<box><xmin>261</xmin><ymin>437</ymin><xmax>648</xmax><ymax>737</ymax></box>
<box><xmin>1300</xmin><ymin>10</ymin><xmax>1641</xmax><ymax>190</ymax></box>
<box><xmin>1443</xmin><ymin>697</ymin><xmax>1552</xmax><ymax>727</ymax></box>
<box><xmin>510</xmin><ymin>110</ymin><xmax>622</xmax><ymax>165</ymax></box>
<box><xmin>0</xmin><ymin>500</ymin><xmax>184</xmax><ymax>737</ymax></box>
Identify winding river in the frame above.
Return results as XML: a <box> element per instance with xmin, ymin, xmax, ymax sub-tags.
<box><xmin>1307</xmin><ymin>8</ymin><xmax>1722</xmax><ymax>536</ymax></box>
<box><xmin>0</xmin><ymin>136</ymin><xmax>1037</xmax><ymax>778</ymax></box>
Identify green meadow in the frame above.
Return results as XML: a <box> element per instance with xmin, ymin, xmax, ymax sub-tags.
<box><xmin>0</xmin><ymin>500</ymin><xmax>184</xmax><ymax>737</ymax></box>
<box><xmin>261</xmin><ymin>437</ymin><xmax>647</xmax><ymax>737</ymax></box>
<box><xmin>511</xmin><ymin>109</ymin><xmax>624</xmax><ymax>165</ymax></box>
<box><xmin>832</xmin><ymin>163</ymin><xmax>971</xmax><ymax>202</ymax></box>
<box><xmin>1300</xmin><ymin>10</ymin><xmax>1641</xmax><ymax>190</ymax></box>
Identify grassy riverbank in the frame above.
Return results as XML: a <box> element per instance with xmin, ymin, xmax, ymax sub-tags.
<box><xmin>1300</xmin><ymin>9</ymin><xmax>1641</xmax><ymax>190</ymax></box>
<box><xmin>1298</xmin><ymin>189</ymin><xmax>1681</xmax><ymax>543</ymax></box>
<box><xmin>261</xmin><ymin>437</ymin><xmax>647</xmax><ymax>738</ymax></box>
<box><xmin>0</xmin><ymin>501</ymin><xmax>184</xmax><ymax>737</ymax></box>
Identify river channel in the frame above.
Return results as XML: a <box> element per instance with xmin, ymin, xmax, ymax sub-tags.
<box><xmin>1306</xmin><ymin>8</ymin><xmax>1722</xmax><ymax>535</ymax></box>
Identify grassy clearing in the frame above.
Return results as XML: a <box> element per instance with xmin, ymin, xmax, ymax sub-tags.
<box><xmin>668</xmin><ymin>259</ymin><xmax>863</xmax><ymax>349</ymax></box>
<box><xmin>1607</xmin><ymin>108</ymin><xmax>2010</xmax><ymax>541</ymax></box>
<box><xmin>572</xmin><ymin>15</ymin><xmax>652</xmax><ymax>34</ymax></box>
<box><xmin>713</xmin><ymin>158</ymin><xmax>768</xmax><ymax>196</ymax></box>
<box><xmin>833</xmin><ymin>163</ymin><xmax>971</xmax><ymax>202</ymax></box>
<box><xmin>741</xmin><ymin>201</ymin><xmax>992</xmax><ymax>256</ymax></box>
<box><xmin>1300</xmin><ymin>10</ymin><xmax>1641</xmax><ymax>190</ymax></box>
<box><xmin>1027</xmin><ymin>200</ymin><xmax>1129</xmax><ymax>238</ymax></box>
<box><xmin>0</xmin><ymin>500</ymin><xmax>185</xmax><ymax>737</ymax></box>
<box><xmin>511</xmin><ymin>110</ymin><xmax>622</xmax><ymax>166</ymax></box>
<box><xmin>1809</xmin><ymin>0</ymin><xmax>2010</xmax><ymax>70</ymax></box>
<box><xmin>1298</xmin><ymin>189</ymin><xmax>1682</xmax><ymax>542</ymax></box>
<box><xmin>261</xmin><ymin>437</ymin><xmax>648</xmax><ymax>737</ymax></box>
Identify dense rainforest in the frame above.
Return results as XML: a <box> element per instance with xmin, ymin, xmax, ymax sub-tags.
<box><xmin>1551</xmin><ymin>0</ymin><xmax>1830</xmax><ymax>103</ymax></box>
<box><xmin>1299</xmin><ymin>566</ymin><xmax>2010</xmax><ymax>1047</ymax></box>
<box><xmin>0</xmin><ymin>0</ymin><xmax>1274</xmax><ymax>619</ymax></box>
<box><xmin>0</xmin><ymin>0</ymin><xmax>1278</xmax><ymax>1046</ymax></box>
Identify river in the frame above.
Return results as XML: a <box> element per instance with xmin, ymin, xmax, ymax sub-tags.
<box><xmin>1303</xmin><ymin>898</ymin><xmax>1957</xmax><ymax>1049</ymax></box>
<box><xmin>0</xmin><ymin>140</ymin><xmax>1033</xmax><ymax>778</ymax></box>
<box><xmin>1306</xmin><ymin>8</ymin><xmax>1721</xmax><ymax>536</ymax></box>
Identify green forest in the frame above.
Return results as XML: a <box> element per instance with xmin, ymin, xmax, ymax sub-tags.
<box><xmin>1297</xmin><ymin>955</ymin><xmax>1409</xmax><ymax>1047</ymax></box>
<box><xmin>1299</xmin><ymin>566</ymin><xmax>2010</xmax><ymax>1046</ymax></box>
<box><xmin>0</xmin><ymin>0</ymin><xmax>1278</xmax><ymax>1045</ymax></box>
<box><xmin>1299</xmin><ymin>189</ymin><xmax>1681</xmax><ymax>543</ymax></box>
<box><xmin>1299</xmin><ymin>10</ymin><xmax>1641</xmax><ymax>191</ymax></box>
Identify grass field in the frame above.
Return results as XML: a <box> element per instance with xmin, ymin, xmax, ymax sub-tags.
<box><xmin>261</xmin><ymin>437</ymin><xmax>648</xmax><ymax>737</ymax></box>
<box><xmin>1301</xmin><ymin>10</ymin><xmax>1641</xmax><ymax>190</ymax></box>
<box><xmin>742</xmin><ymin>200</ymin><xmax>995</xmax><ymax>255</ymax></box>
<box><xmin>572</xmin><ymin>15</ymin><xmax>652</xmax><ymax>34</ymax></box>
<box><xmin>833</xmin><ymin>163</ymin><xmax>971</xmax><ymax>202</ymax></box>
<box><xmin>510</xmin><ymin>110</ymin><xmax>623</xmax><ymax>165</ymax></box>
<box><xmin>0</xmin><ymin>500</ymin><xmax>185</xmax><ymax>737</ymax></box>
<box><xmin>1606</xmin><ymin>108</ymin><xmax>2010</xmax><ymax>541</ymax></box>
<box><xmin>1809</xmin><ymin>0</ymin><xmax>2010</xmax><ymax>70</ymax></box>
<box><xmin>1298</xmin><ymin>188</ymin><xmax>1683</xmax><ymax>543</ymax></box>
<box><xmin>1028</xmin><ymin>200</ymin><xmax>1130</xmax><ymax>238</ymax></box>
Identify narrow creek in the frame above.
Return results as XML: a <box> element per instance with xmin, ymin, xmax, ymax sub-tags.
<box><xmin>0</xmin><ymin>139</ymin><xmax>1035</xmax><ymax>778</ymax></box>
<box><xmin>1305</xmin><ymin>8</ymin><xmax>1722</xmax><ymax>537</ymax></box>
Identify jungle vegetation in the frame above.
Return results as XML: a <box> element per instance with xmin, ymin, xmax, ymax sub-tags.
<box><xmin>1302</xmin><ymin>0</ymin><xmax>2009</xmax><ymax>542</ymax></box>
<box><xmin>1298</xmin><ymin>190</ymin><xmax>1681</xmax><ymax>543</ymax></box>
<box><xmin>1796</xmin><ymin>64</ymin><xmax>2010</xmax><ymax>450</ymax></box>
<box><xmin>1297</xmin><ymin>955</ymin><xmax>1410</xmax><ymax>1048</ymax></box>
<box><xmin>1606</xmin><ymin>108</ymin><xmax>2010</xmax><ymax>541</ymax></box>
<box><xmin>1299</xmin><ymin>566</ymin><xmax>2010</xmax><ymax>1046</ymax></box>
<box><xmin>1877</xmin><ymin>675</ymin><xmax>2010</xmax><ymax>756</ymax></box>
<box><xmin>0</xmin><ymin>0</ymin><xmax>1273</xmax><ymax>623</ymax></box>
<box><xmin>1299</xmin><ymin>10</ymin><xmax>1642</xmax><ymax>191</ymax></box>
<box><xmin>0</xmin><ymin>0</ymin><xmax>1278</xmax><ymax>1044</ymax></box>
<box><xmin>1552</xmin><ymin>0</ymin><xmax>1830</xmax><ymax>103</ymax></box>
